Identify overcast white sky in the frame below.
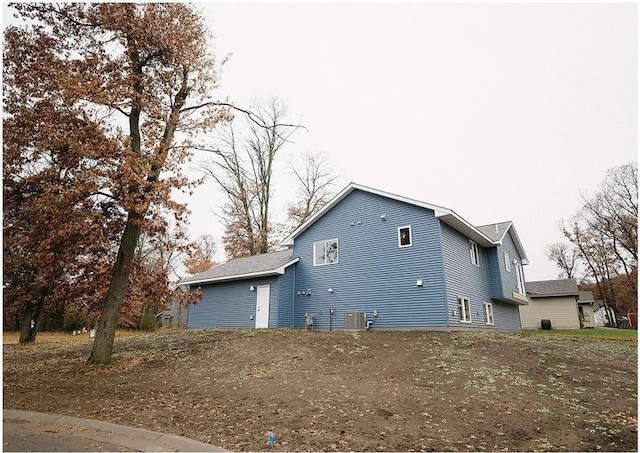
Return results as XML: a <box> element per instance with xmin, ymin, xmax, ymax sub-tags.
<box><xmin>182</xmin><ymin>2</ymin><xmax>637</xmax><ymax>281</ymax></box>
<box><xmin>3</xmin><ymin>2</ymin><xmax>636</xmax><ymax>282</ymax></box>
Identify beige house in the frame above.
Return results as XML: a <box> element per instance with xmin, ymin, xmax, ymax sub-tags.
<box><xmin>520</xmin><ymin>279</ymin><xmax>594</xmax><ymax>329</ymax></box>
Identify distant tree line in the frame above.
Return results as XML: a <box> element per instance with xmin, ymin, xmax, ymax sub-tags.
<box><xmin>547</xmin><ymin>162</ymin><xmax>637</xmax><ymax>318</ymax></box>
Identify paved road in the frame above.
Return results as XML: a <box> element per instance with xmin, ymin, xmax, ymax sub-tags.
<box><xmin>3</xmin><ymin>409</ymin><xmax>226</xmax><ymax>452</ymax></box>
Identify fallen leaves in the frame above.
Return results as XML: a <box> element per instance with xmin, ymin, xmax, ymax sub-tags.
<box><xmin>3</xmin><ymin>329</ymin><xmax>638</xmax><ymax>451</ymax></box>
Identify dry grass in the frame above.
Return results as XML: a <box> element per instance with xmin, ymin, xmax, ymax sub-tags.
<box><xmin>3</xmin><ymin>328</ymin><xmax>637</xmax><ymax>451</ymax></box>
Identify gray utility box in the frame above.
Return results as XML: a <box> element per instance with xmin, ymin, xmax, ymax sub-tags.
<box><xmin>344</xmin><ymin>311</ymin><xmax>365</xmax><ymax>330</ymax></box>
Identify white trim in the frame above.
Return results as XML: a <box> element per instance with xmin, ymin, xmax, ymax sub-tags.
<box><xmin>504</xmin><ymin>252</ymin><xmax>511</xmax><ymax>272</ymax></box>
<box><xmin>515</xmin><ymin>262</ymin><xmax>526</xmax><ymax>295</ymax></box>
<box><xmin>313</xmin><ymin>238</ymin><xmax>339</xmax><ymax>266</ymax></box>
<box><xmin>469</xmin><ymin>240</ymin><xmax>480</xmax><ymax>266</ymax></box>
<box><xmin>282</xmin><ymin>182</ymin><xmax>496</xmax><ymax>248</ymax></box>
<box><xmin>255</xmin><ymin>285</ymin><xmax>270</xmax><ymax>328</ymax></box>
<box><xmin>458</xmin><ymin>297</ymin><xmax>472</xmax><ymax>323</ymax></box>
<box><xmin>484</xmin><ymin>302</ymin><xmax>494</xmax><ymax>325</ymax></box>
<box><xmin>512</xmin><ymin>292</ymin><xmax>529</xmax><ymax>304</ymax></box>
<box><xmin>397</xmin><ymin>225</ymin><xmax>412</xmax><ymax>247</ymax></box>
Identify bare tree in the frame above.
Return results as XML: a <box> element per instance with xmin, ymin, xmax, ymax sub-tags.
<box><xmin>287</xmin><ymin>151</ymin><xmax>339</xmax><ymax>230</ymax></box>
<box><xmin>201</xmin><ymin>98</ymin><xmax>303</xmax><ymax>258</ymax></box>
<box><xmin>556</xmin><ymin>162</ymin><xmax>638</xmax><ymax>314</ymax></box>
<box><xmin>546</xmin><ymin>242</ymin><xmax>580</xmax><ymax>279</ymax></box>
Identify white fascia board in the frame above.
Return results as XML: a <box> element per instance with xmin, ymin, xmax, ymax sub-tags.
<box><xmin>281</xmin><ymin>181</ymin><xmax>506</xmax><ymax>251</ymax></box>
<box><xmin>505</xmin><ymin>224</ymin><xmax>529</xmax><ymax>265</ymax></box>
<box><xmin>282</xmin><ymin>184</ymin><xmax>355</xmax><ymax>246</ymax></box>
<box><xmin>282</xmin><ymin>182</ymin><xmax>452</xmax><ymax>246</ymax></box>
<box><xmin>435</xmin><ymin>211</ymin><xmax>496</xmax><ymax>247</ymax></box>
<box><xmin>178</xmin><ymin>257</ymin><xmax>299</xmax><ymax>287</ymax></box>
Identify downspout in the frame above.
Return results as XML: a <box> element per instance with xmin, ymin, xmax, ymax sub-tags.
<box><xmin>292</xmin><ymin>263</ymin><xmax>296</xmax><ymax>328</ymax></box>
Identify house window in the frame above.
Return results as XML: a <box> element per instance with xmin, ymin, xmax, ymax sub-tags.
<box><xmin>458</xmin><ymin>297</ymin><xmax>471</xmax><ymax>323</ymax></box>
<box><xmin>398</xmin><ymin>226</ymin><xmax>412</xmax><ymax>247</ymax></box>
<box><xmin>515</xmin><ymin>262</ymin><xmax>526</xmax><ymax>295</ymax></box>
<box><xmin>313</xmin><ymin>239</ymin><xmax>339</xmax><ymax>266</ymax></box>
<box><xmin>484</xmin><ymin>303</ymin><xmax>494</xmax><ymax>325</ymax></box>
<box><xmin>504</xmin><ymin>252</ymin><xmax>511</xmax><ymax>272</ymax></box>
<box><xmin>469</xmin><ymin>240</ymin><xmax>479</xmax><ymax>266</ymax></box>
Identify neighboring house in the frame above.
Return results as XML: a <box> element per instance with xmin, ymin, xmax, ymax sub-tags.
<box><xmin>520</xmin><ymin>279</ymin><xmax>594</xmax><ymax>329</ymax></box>
<box><xmin>592</xmin><ymin>299</ymin><xmax>616</xmax><ymax>327</ymax></box>
<box><xmin>180</xmin><ymin>182</ymin><xmax>530</xmax><ymax>331</ymax></box>
<box><xmin>181</xmin><ymin>250</ymin><xmax>298</xmax><ymax>329</ymax></box>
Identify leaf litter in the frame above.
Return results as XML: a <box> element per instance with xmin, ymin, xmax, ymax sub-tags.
<box><xmin>3</xmin><ymin>329</ymin><xmax>637</xmax><ymax>451</ymax></box>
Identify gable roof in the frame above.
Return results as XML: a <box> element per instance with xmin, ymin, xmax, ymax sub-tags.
<box><xmin>526</xmin><ymin>279</ymin><xmax>579</xmax><ymax>298</ymax></box>
<box><xmin>282</xmin><ymin>182</ymin><xmax>528</xmax><ymax>263</ymax></box>
<box><xmin>476</xmin><ymin>221</ymin><xmax>528</xmax><ymax>265</ymax></box>
<box><xmin>178</xmin><ymin>249</ymin><xmax>298</xmax><ymax>286</ymax></box>
<box><xmin>476</xmin><ymin>221</ymin><xmax>513</xmax><ymax>243</ymax></box>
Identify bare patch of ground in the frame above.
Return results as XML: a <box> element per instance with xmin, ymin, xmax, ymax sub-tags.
<box><xmin>3</xmin><ymin>329</ymin><xmax>637</xmax><ymax>451</ymax></box>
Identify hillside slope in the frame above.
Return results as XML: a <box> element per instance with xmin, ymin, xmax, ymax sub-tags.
<box><xmin>3</xmin><ymin>329</ymin><xmax>637</xmax><ymax>451</ymax></box>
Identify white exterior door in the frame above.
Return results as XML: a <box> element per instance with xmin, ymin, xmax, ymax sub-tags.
<box><xmin>255</xmin><ymin>285</ymin><xmax>270</xmax><ymax>328</ymax></box>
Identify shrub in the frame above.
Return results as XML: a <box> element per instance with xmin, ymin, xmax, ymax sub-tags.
<box><xmin>63</xmin><ymin>308</ymin><xmax>87</xmax><ymax>332</ymax></box>
<box><xmin>138</xmin><ymin>309</ymin><xmax>158</xmax><ymax>331</ymax></box>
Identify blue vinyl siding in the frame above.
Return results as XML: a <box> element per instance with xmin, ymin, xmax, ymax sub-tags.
<box><xmin>488</xmin><ymin>230</ymin><xmax>527</xmax><ymax>302</ymax></box>
<box><xmin>486</xmin><ymin>248</ymin><xmax>503</xmax><ymax>299</ymax></box>
<box><xmin>277</xmin><ymin>265</ymin><xmax>296</xmax><ymax>328</ymax></box>
<box><xmin>440</xmin><ymin>223</ymin><xmax>494</xmax><ymax>329</ymax></box>
<box><xmin>492</xmin><ymin>300</ymin><xmax>522</xmax><ymax>331</ymax></box>
<box><xmin>186</xmin><ymin>276</ymin><xmax>280</xmax><ymax>329</ymax></box>
<box><xmin>292</xmin><ymin>189</ymin><xmax>448</xmax><ymax>330</ymax></box>
<box><xmin>441</xmin><ymin>224</ymin><xmax>522</xmax><ymax>330</ymax></box>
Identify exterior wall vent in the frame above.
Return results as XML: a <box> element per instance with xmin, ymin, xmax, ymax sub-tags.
<box><xmin>344</xmin><ymin>311</ymin><xmax>365</xmax><ymax>330</ymax></box>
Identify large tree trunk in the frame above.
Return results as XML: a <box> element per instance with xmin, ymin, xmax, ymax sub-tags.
<box><xmin>86</xmin><ymin>217</ymin><xmax>141</xmax><ymax>364</ymax></box>
<box><xmin>19</xmin><ymin>293</ymin><xmax>46</xmax><ymax>344</ymax></box>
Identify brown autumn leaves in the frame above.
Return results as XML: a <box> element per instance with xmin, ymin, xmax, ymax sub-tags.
<box><xmin>3</xmin><ymin>4</ymin><xmax>223</xmax><ymax>357</ymax></box>
<box><xmin>3</xmin><ymin>3</ymin><xmax>336</xmax><ymax>363</ymax></box>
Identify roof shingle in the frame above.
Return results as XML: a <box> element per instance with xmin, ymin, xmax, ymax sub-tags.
<box><xmin>526</xmin><ymin>279</ymin><xmax>579</xmax><ymax>298</ymax></box>
<box><xmin>179</xmin><ymin>249</ymin><xmax>296</xmax><ymax>285</ymax></box>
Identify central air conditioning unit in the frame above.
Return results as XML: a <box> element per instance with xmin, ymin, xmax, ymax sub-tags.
<box><xmin>344</xmin><ymin>311</ymin><xmax>366</xmax><ymax>331</ymax></box>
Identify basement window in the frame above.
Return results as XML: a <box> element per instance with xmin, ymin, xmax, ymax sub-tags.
<box><xmin>458</xmin><ymin>297</ymin><xmax>471</xmax><ymax>323</ymax></box>
<box><xmin>484</xmin><ymin>302</ymin><xmax>494</xmax><ymax>325</ymax></box>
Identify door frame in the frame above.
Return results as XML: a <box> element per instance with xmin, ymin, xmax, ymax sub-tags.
<box><xmin>255</xmin><ymin>284</ymin><xmax>270</xmax><ymax>328</ymax></box>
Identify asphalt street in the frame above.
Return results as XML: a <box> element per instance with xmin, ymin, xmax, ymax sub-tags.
<box><xmin>3</xmin><ymin>409</ymin><xmax>226</xmax><ymax>452</ymax></box>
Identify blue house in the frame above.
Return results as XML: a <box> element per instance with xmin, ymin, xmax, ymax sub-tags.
<box><xmin>181</xmin><ymin>183</ymin><xmax>529</xmax><ymax>331</ymax></box>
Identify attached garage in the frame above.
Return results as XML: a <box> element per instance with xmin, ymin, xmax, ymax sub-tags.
<box><xmin>179</xmin><ymin>250</ymin><xmax>299</xmax><ymax>329</ymax></box>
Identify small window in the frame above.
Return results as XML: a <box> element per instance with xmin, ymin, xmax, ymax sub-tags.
<box><xmin>313</xmin><ymin>239</ymin><xmax>339</xmax><ymax>266</ymax></box>
<box><xmin>398</xmin><ymin>226</ymin><xmax>412</xmax><ymax>247</ymax></box>
<box><xmin>484</xmin><ymin>303</ymin><xmax>494</xmax><ymax>325</ymax></box>
<box><xmin>469</xmin><ymin>240</ymin><xmax>479</xmax><ymax>266</ymax></box>
<box><xmin>458</xmin><ymin>297</ymin><xmax>471</xmax><ymax>323</ymax></box>
<box><xmin>504</xmin><ymin>252</ymin><xmax>511</xmax><ymax>272</ymax></box>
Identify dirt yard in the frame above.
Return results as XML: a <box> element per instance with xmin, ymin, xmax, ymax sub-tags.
<box><xmin>3</xmin><ymin>329</ymin><xmax>637</xmax><ymax>451</ymax></box>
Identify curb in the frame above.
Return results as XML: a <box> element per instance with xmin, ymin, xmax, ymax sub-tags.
<box><xmin>4</xmin><ymin>409</ymin><xmax>227</xmax><ymax>452</ymax></box>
